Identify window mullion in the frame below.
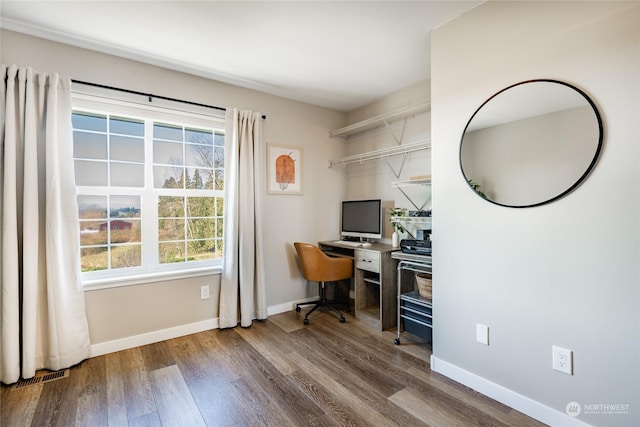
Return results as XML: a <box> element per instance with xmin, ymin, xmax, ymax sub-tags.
<box><xmin>142</xmin><ymin>120</ymin><xmax>157</xmax><ymax>268</ymax></box>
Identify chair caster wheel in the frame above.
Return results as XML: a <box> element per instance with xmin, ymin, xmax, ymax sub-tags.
<box><xmin>393</xmin><ymin>338</ymin><xmax>400</xmax><ymax>345</ymax></box>
<box><xmin>303</xmin><ymin>318</ymin><xmax>309</xmax><ymax>325</ymax></box>
<box><xmin>339</xmin><ymin>317</ymin><xmax>346</xmax><ymax>323</ymax></box>
<box><xmin>296</xmin><ymin>306</ymin><xmax>301</xmax><ymax>313</ymax></box>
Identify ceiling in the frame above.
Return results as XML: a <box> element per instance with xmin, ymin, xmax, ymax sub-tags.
<box><xmin>0</xmin><ymin>1</ymin><xmax>481</xmax><ymax>112</ymax></box>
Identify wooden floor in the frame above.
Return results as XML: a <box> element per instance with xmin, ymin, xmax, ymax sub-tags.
<box><xmin>1</xmin><ymin>310</ymin><xmax>546</xmax><ymax>427</ymax></box>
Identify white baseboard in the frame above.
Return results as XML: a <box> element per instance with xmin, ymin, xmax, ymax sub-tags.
<box><xmin>90</xmin><ymin>298</ymin><xmax>313</xmax><ymax>356</ymax></box>
<box><xmin>430</xmin><ymin>355</ymin><xmax>592</xmax><ymax>427</ymax></box>
<box><xmin>90</xmin><ymin>318</ymin><xmax>218</xmax><ymax>357</ymax></box>
<box><xmin>267</xmin><ymin>296</ymin><xmax>318</xmax><ymax>316</ymax></box>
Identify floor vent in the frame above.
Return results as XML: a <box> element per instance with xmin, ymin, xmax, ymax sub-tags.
<box><xmin>13</xmin><ymin>369</ymin><xmax>69</xmax><ymax>390</ymax></box>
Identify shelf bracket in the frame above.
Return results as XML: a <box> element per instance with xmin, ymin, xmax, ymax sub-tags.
<box><xmin>384</xmin><ymin>152</ymin><xmax>408</xmax><ymax>179</ymax></box>
<box><xmin>392</xmin><ymin>178</ymin><xmax>432</xmax><ymax>213</ymax></box>
<box><xmin>383</xmin><ymin>118</ymin><xmax>407</xmax><ymax>145</ymax></box>
<box><xmin>395</xmin><ymin>185</ymin><xmax>430</xmax><ymax>211</ymax></box>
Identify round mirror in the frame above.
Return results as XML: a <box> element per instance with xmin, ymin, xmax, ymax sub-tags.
<box><xmin>460</xmin><ymin>79</ymin><xmax>603</xmax><ymax>208</ymax></box>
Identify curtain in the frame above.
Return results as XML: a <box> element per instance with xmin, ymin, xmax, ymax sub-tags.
<box><xmin>0</xmin><ymin>65</ymin><xmax>91</xmax><ymax>384</ymax></box>
<box><xmin>219</xmin><ymin>109</ymin><xmax>267</xmax><ymax>328</ymax></box>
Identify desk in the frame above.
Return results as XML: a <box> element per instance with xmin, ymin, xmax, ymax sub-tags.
<box><xmin>319</xmin><ymin>241</ymin><xmax>398</xmax><ymax>330</ymax></box>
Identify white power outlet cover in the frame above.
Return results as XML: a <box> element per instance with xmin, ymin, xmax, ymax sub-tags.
<box><xmin>476</xmin><ymin>324</ymin><xmax>489</xmax><ymax>345</ymax></box>
<box><xmin>200</xmin><ymin>285</ymin><xmax>210</xmax><ymax>300</ymax></box>
<box><xmin>552</xmin><ymin>346</ymin><xmax>573</xmax><ymax>375</ymax></box>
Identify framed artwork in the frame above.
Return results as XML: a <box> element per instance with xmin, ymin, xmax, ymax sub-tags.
<box><xmin>267</xmin><ymin>144</ymin><xmax>302</xmax><ymax>195</ymax></box>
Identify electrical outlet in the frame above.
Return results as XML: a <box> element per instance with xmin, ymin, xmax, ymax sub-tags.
<box><xmin>200</xmin><ymin>285</ymin><xmax>210</xmax><ymax>300</ymax></box>
<box><xmin>552</xmin><ymin>346</ymin><xmax>573</xmax><ymax>375</ymax></box>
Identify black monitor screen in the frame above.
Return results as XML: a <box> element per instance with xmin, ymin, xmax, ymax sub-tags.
<box><xmin>341</xmin><ymin>199</ymin><xmax>382</xmax><ymax>238</ymax></box>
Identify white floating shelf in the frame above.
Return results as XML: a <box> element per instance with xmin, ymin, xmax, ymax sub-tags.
<box><xmin>391</xmin><ymin>216</ymin><xmax>432</xmax><ymax>223</ymax></box>
<box><xmin>392</xmin><ymin>178</ymin><xmax>432</xmax><ymax>187</ymax></box>
<box><xmin>328</xmin><ymin>140</ymin><xmax>431</xmax><ymax>168</ymax></box>
<box><xmin>330</xmin><ymin>102</ymin><xmax>430</xmax><ymax>139</ymax></box>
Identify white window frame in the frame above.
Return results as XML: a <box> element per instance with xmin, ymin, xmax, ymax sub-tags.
<box><xmin>72</xmin><ymin>91</ymin><xmax>226</xmax><ymax>290</ymax></box>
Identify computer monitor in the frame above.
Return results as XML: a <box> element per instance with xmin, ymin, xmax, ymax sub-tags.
<box><xmin>340</xmin><ymin>199</ymin><xmax>382</xmax><ymax>241</ymax></box>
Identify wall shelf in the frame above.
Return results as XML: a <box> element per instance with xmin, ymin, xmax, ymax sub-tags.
<box><xmin>330</xmin><ymin>102</ymin><xmax>430</xmax><ymax>139</ymax></box>
<box><xmin>392</xmin><ymin>178</ymin><xmax>431</xmax><ymax>187</ymax></box>
<box><xmin>391</xmin><ymin>216</ymin><xmax>432</xmax><ymax>239</ymax></box>
<box><xmin>328</xmin><ymin>140</ymin><xmax>431</xmax><ymax>169</ymax></box>
<box><xmin>391</xmin><ymin>216</ymin><xmax>432</xmax><ymax>224</ymax></box>
<box><xmin>392</xmin><ymin>177</ymin><xmax>432</xmax><ymax>211</ymax></box>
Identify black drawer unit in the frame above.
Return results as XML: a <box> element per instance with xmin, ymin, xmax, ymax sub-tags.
<box><xmin>392</xmin><ymin>254</ymin><xmax>432</xmax><ymax>346</ymax></box>
<box><xmin>399</xmin><ymin>290</ymin><xmax>432</xmax><ymax>342</ymax></box>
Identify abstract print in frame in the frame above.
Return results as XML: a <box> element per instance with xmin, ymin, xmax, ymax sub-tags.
<box><xmin>267</xmin><ymin>144</ymin><xmax>302</xmax><ymax>194</ymax></box>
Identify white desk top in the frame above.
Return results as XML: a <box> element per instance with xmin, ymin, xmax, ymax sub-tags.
<box><xmin>320</xmin><ymin>240</ymin><xmax>396</xmax><ymax>253</ymax></box>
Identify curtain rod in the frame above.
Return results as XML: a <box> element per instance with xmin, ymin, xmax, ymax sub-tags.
<box><xmin>71</xmin><ymin>79</ymin><xmax>266</xmax><ymax>119</ymax></box>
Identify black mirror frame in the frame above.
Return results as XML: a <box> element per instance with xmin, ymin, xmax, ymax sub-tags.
<box><xmin>459</xmin><ymin>79</ymin><xmax>604</xmax><ymax>208</ymax></box>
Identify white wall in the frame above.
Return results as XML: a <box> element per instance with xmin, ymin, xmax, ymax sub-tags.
<box><xmin>431</xmin><ymin>2</ymin><xmax>639</xmax><ymax>426</ymax></box>
<box><xmin>1</xmin><ymin>30</ymin><xmax>347</xmax><ymax>348</ymax></box>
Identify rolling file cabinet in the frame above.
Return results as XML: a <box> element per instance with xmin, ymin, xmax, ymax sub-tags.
<box><xmin>391</xmin><ymin>252</ymin><xmax>432</xmax><ymax>345</ymax></box>
<box><xmin>399</xmin><ymin>290</ymin><xmax>432</xmax><ymax>342</ymax></box>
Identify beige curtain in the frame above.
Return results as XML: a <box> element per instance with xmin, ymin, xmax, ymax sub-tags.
<box><xmin>0</xmin><ymin>65</ymin><xmax>91</xmax><ymax>384</ymax></box>
<box><xmin>219</xmin><ymin>109</ymin><xmax>267</xmax><ymax>328</ymax></box>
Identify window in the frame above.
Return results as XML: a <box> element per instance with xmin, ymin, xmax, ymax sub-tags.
<box><xmin>72</xmin><ymin>97</ymin><xmax>225</xmax><ymax>286</ymax></box>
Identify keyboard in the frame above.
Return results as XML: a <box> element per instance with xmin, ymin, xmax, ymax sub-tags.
<box><xmin>332</xmin><ymin>240</ymin><xmax>362</xmax><ymax>247</ymax></box>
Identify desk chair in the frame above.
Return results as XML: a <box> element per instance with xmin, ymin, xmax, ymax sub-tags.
<box><xmin>293</xmin><ymin>242</ymin><xmax>353</xmax><ymax>325</ymax></box>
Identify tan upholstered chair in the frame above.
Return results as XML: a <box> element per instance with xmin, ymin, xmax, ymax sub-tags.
<box><xmin>294</xmin><ymin>242</ymin><xmax>353</xmax><ymax>325</ymax></box>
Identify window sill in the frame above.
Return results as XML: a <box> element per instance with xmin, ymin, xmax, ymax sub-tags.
<box><xmin>83</xmin><ymin>265</ymin><xmax>222</xmax><ymax>291</ymax></box>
